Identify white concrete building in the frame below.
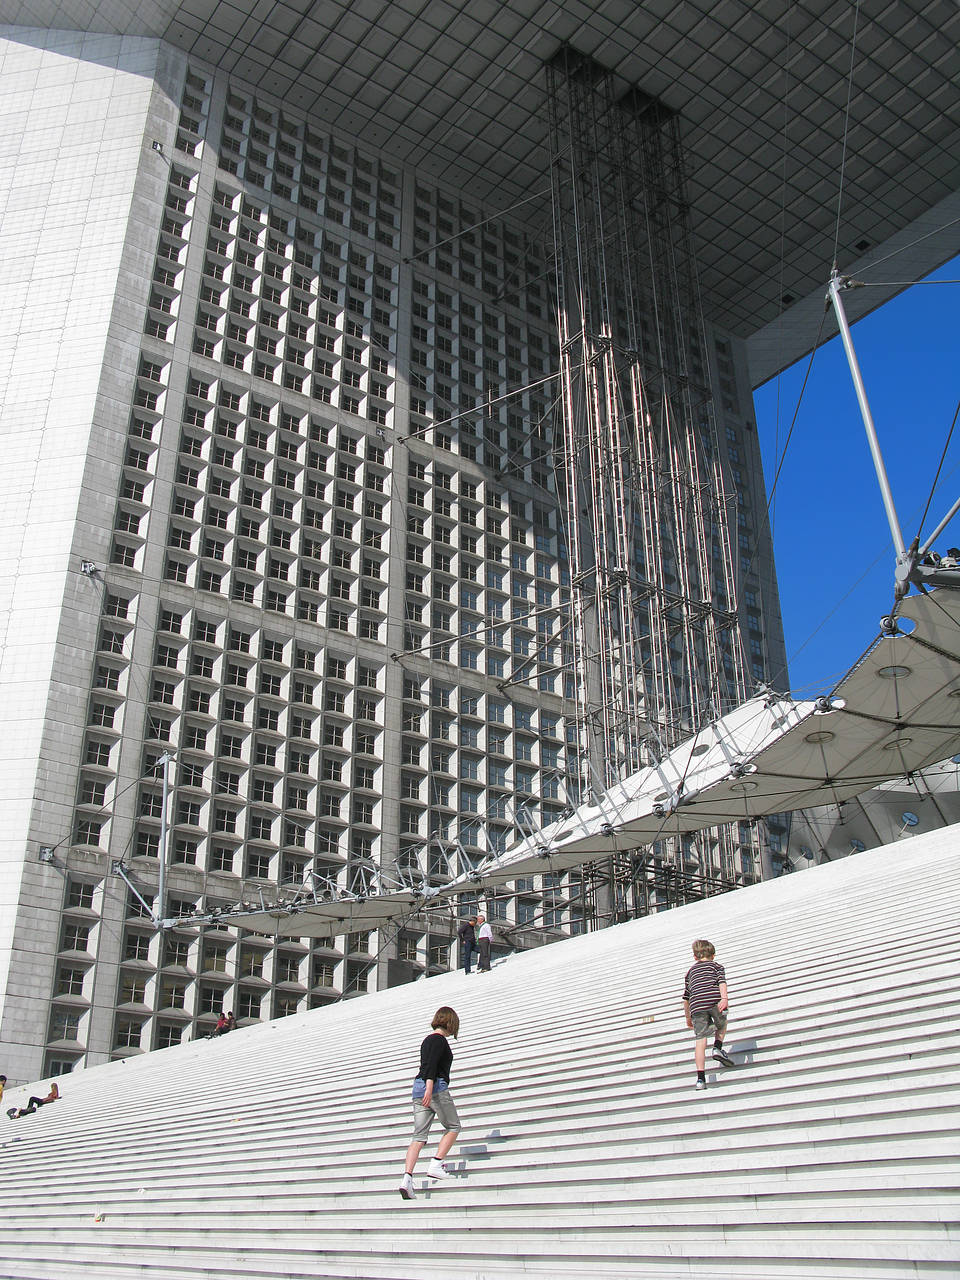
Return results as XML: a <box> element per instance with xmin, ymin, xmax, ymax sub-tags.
<box><xmin>0</xmin><ymin>2</ymin><xmax>957</xmax><ymax>1082</ymax></box>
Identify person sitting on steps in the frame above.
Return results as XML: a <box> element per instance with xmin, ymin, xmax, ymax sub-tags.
<box><xmin>211</xmin><ymin>1010</ymin><xmax>237</xmax><ymax>1037</ymax></box>
<box><xmin>7</xmin><ymin>1081</ymin><xmax>60</xmax><ymax>1119</ymax></box>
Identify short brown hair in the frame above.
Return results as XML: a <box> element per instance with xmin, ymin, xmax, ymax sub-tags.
<box><xmin>692</xmin><ymin>939</ymin><xmax>715</xmax><ymax>959</ymax></box>
<box><xmin>432</xmin><ymin>1006</ymin><xmax>460</xmax><ymax>1037</ymax></box>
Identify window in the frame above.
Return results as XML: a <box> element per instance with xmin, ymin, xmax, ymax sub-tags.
<box><xmin>57</xmin><ymin>966</ymin><xmax>86</xmax><ymax>996</ymax></box>
<box><xmin>156</xmin><ymin>1024</ymin><xmax>184</xmax><ymax>1049</ymax></box>
<box><xmin>237</xmin><ymin>990</ymin><xmax>262</xmax><ymax>1020</ymax></box>
<box><xmin>249</xmin><ymin>812</ymin><xmax>274</xmax><ymax>841</ymax></box>
<box><xmin>61</xmin><ymin>923</ymin><xmax>90</xmax><ymax>952</ymax></box>
<box><xmin>211</xmin><ymin>845</ymin><xmax>235</xmax><ymax>873</ymax></box>
<box><xmin>353</xmin><ymin>799</ymin><xmax>374</xmax><ymax>824</ymax></box>
<box><xmin>114</xmin><ymin>1018</ymin><xmax>143</xmax><ymax>1049</ymax></box>
<box><xmin>245</xmin><ymin>849</ymin><xmax>272</xmax><ymax>879</ymax></box>
<box><xmin>79</xmin><ymin>778</ymin><xmax>107</xmax><ymax>806</ymax></box>
<box><xmin>67</xmin><ymin>881</ymin><xmax>95</xmax><ymax>910</ymax></box>
<box><xmin>49</xmin><ymin>1008</ymin><xmax>82</xmax><ymax>1041</ymax></box>
<box><xmin>124</xmin><ymin>932</ymin><xmax>150</xmax><ymax>961</ymax></box>
<box><xmin>119</xmin><ymin>970</ymin><xmax>148</xmax><ymax>1003</ymax></box>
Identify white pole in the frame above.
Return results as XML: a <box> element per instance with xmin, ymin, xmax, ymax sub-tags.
<box><xmin>157</xmin><ymin>752</ymin><xmax>173</xmax><ymax>924</ymax></box>
<box><xmin>827</xmin><ymin>271</ymin><xmax>907</xmax><ymax>560</ymax></box>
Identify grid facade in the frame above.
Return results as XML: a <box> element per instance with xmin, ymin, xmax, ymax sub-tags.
<box><xmin>30</xmin><ymin>54</ymin><xmax>587</xmax><ymax>1077</ymax></box>
<box><xmin>1</xmin><ymin>40</ymin><xmax>782</xmax><ymax>1082</ymax></box>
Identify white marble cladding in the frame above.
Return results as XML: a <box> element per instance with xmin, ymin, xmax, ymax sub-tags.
<box><xmin>0</xmin><ymin>29</ymin><xmax>160</xmax><ymax>1060</ymax></box>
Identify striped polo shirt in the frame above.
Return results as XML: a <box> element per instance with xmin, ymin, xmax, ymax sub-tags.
<box><xmin>683</xmin><ymin>960</ymin><xmax>726</xmax><ymax>1012</ymax></box>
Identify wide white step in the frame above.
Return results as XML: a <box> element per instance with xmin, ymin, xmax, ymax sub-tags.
<box><xmin>2</xmin><ymin>824</ymin><xmax>959</xmax><ymax>1277</ymax></box>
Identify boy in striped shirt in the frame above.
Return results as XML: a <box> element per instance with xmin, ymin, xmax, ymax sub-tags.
<box><xmin>683</xmin><ymin>939</ymin><xmax>735</xmax><ymax>1090</ymax></box>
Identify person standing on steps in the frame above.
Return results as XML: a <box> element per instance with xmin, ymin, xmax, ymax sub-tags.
<box><xmin>457</xmin><ymin>915</ymin><xmax>477</xmax><ymax>974</ymax></box>
<box><xmin>683</xmin><ymin>939</ymin><xmax>735</xmax><ymax>1090</ymax></box>
<box><xmin>476</xmin><ymin>915</ymin><xmax>493</xmax><ymax>972</ymax></box>
<box><xmin>399</xmin><ymin>1006</ymin><xmax>462</xmax><ymax>1200</ymax></box>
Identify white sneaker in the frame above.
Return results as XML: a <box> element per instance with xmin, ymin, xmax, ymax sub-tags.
<box><xmin>427</xmin><ymin>1158</ymin><xmax>451</xmax><ymax>1180</ymax></box>
<box><xmin>695</xmin><ymin>1079</ymin><xmax>707</xmax><ymax>1091</ymax></box>
<box><xmin>399</xmin><ymin>1173</ymin><xmax>416</xmax><ymax>1200</ymax></box>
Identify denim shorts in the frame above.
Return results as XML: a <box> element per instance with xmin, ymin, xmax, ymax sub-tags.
<box><xmin>691</xmin><ymin>1004</ymin><xmax>727</xmax><ymax>1040</ymax></box>
<box><xmin>411</xmin><ymin>1089</ymin><xmax>461</xmax><ymax>1140</ymax></box>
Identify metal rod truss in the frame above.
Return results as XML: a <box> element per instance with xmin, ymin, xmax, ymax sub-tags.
<box><xmin>547</xmin><ymin>47</ymin><xmax>748</xmax><ymax>786</ymax></box>
<box><xmin>545</xmin><ymin>47</ymin><xmax>751</xmax><ymax>919</ymax></box>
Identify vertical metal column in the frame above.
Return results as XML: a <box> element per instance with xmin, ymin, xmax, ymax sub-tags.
<box><xmin>546</xmin><ymin>48</ymin><xmax>748</xmax><ymax>918</ymax></box>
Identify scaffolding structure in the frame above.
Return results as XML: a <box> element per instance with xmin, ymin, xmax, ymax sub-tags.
<box><xmin>546</xmin><ymin>48</ymin><xmax>751</xmax><ymax>919</ymax></box>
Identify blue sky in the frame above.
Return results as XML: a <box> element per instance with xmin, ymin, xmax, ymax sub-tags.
<box><xmin>753</xmin><ymin>253</ymin><xmax>960</xmax><ymax>697</ymax></box>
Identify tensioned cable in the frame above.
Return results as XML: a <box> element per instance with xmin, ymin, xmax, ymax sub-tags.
<box><xmin>857</xmin><ymin>216</ymin><xmax>960</xmax><ymax>278</ymax></box>
<box><xmin>766</xmin><ymin>542</ymin><xmax>887</xmax><ymax>692</ymax></box>
<box><xmin>40</xmin><ymin>763</ymin><xmax>157</xmax><ymax>862</ymax></box>
<box><xmin>769</xmin><ymin>460</ymin><xmax>960</xmax><ymax>691</ymax></box>
<box><xmin>916</xmin><ymin>396</ymin><xmax>960</xmax><ymax>540</ymax></box>
<box><xmin>762</xmin><ymin>307</ymin><xmax>829</xmax><ymax>514</ymax></box>
<box><xmin>741</xmin><ymin>305</ymin><xmax>830</xmax><ymax>596</ymax></box>
<box><xmin>831</xmin><ymin>0</ymin><xmax>862</xmax><ymax>268</ymax></box>
<box><xmin>399</xmin><ymin>369</ymin><xmax>559</xmax><ymax>437</ymax></box>
<box><xmin>770</xmin><ymin>3</ymin><xmax>795</xmax><ymax>536</ymax></box>
<box><xmin>856</xmin><ymin>278</ymin><xmax>960</xmax><ymax>288</ymax></box>
<box><xmin>913</xmin><ymin>581</ymin><xmax>960</xmax><ymax>640</ymax></box>
<box><xmin>402</xmin><ymin>187</ymin><xmax>551</xmax><ymax>264</ymax></box>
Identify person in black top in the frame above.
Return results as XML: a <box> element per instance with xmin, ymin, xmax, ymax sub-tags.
<box><xmin>456</xmin><ymin>917</ymin><xmax>477</xmax><ymax>973</ymax></box>
<box><xmin>399</xmin><ymin>1006</ymin><xmax>461</xmax><ymax>1200</ymax></box>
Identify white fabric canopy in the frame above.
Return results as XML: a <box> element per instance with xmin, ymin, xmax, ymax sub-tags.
<box><xmin>168</xmin><ymin>590</ymin><xmax>960</xmax><ymax>935</ymax></box>
<box><xmin>446</xmin><ymin>589</ymin><xmax>960</xmax><ymax>889</ymax></box>
<box><xmin>216</xmin><ymin>891</ymin><xmax>429</xmax><ymax>939</ymax></box>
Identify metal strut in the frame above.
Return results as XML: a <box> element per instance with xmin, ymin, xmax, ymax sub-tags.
<box><xmin>827</xmin><ymin>269</ymin><xmax>960</xmax><ymax>600</ymax></box>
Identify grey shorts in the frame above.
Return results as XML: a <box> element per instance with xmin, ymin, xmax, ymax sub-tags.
<box><xmin>691</xmin><ymin>1004</ymin><xmax>727</xmax><ymax>1040</ymax></box>
<box><xmin>411</xmin><ymin>1090</ymin><xmax>461</xmax><ymax>1141</ymax></box>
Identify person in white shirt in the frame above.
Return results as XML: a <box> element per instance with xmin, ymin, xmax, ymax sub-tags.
<box><xmin>476</xmin><ymin>915</ymin><xmax>493</xmax><ymax>972</ymax></box>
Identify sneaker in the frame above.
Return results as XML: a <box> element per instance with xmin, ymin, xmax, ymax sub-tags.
<box><xmin>398</xmin><ymin>1173</ymin><xmax>416</xmax><ymax>1200</ymax></box>
<box><xmin>712</xmin><ymin>1046</ymin><xmax>735</xmax><ymax>1067</ymax></box>
<box><xmin>695</xmin><ymin>1079</ymin><xmax>707</xmax><ymax>1091</ymax></box>
<box><xmin>6</xmin><ymin>1109</ymin><xmax>17</xmax><ymax>1119</ymax></box>
<box><xmin>427</xmin><ymin>1158</ymin><xmax>451</xmax><ymax>1180</ymax></box>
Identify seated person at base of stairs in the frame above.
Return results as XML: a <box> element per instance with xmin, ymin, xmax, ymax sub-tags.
<box><xmin>7</xmin><ymin>1081</ymin><xmax>60</xmax><ymax>1119</ymax></box>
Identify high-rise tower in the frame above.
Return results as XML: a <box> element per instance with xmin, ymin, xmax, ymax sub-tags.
<box><xmin>3</xmin><ymin>1</ymin><xmax>953</xmax><ymax>1083</ymax></box>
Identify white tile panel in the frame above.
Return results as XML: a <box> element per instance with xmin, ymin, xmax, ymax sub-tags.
<box><xmin>0</xmin><ymin>30</ymin><xmax>161</xmax><ymax>1011</ymax></box>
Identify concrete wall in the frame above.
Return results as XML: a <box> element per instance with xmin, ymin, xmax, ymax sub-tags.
<box><xmin>0</xmin><ymin>27</ymin><xmax>176</xmax><ymax>1079</ymax></box>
